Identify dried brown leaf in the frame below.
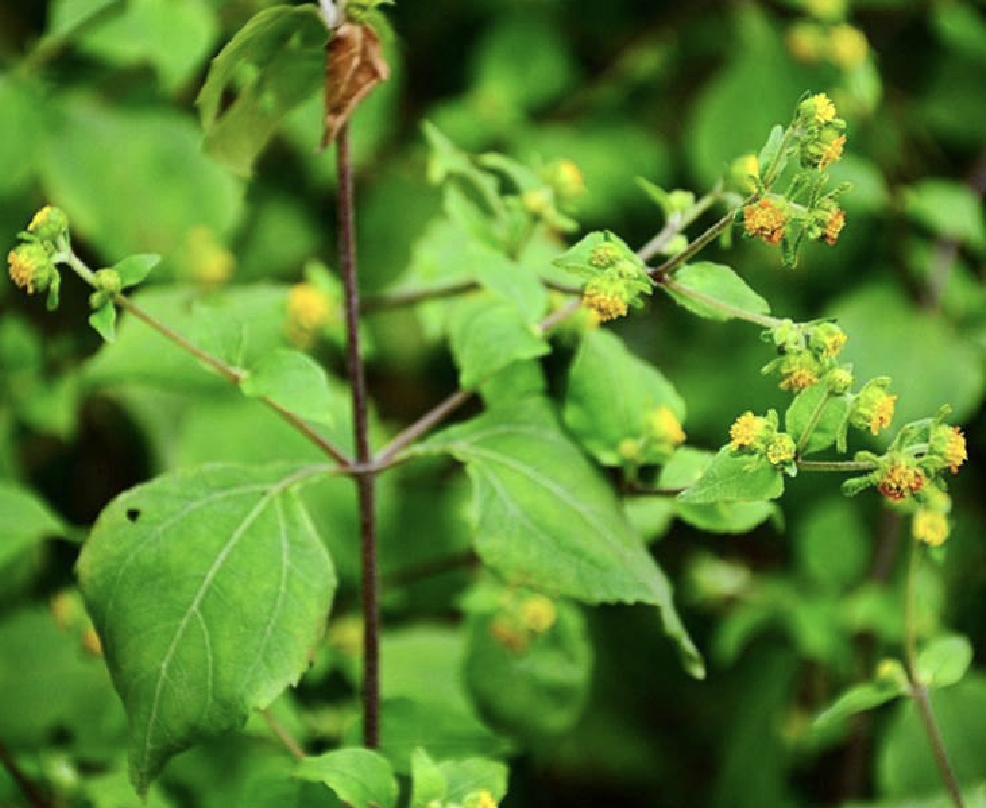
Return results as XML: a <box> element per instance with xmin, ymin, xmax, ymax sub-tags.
<box><xmin>322</xmin><ymin>22</ymin><xmax>390</xmax><ymax>148</ymax></box>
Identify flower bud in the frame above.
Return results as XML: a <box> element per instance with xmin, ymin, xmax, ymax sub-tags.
<box><xmin>94</xmin><ymin>268</ymin><xmax>122</xmax><ymax>294</ymax></box>
<box><xmin>582</xmin><ymin>275</ymin><xmax>629</xmax><ymax>322</ymax></box>
<box><xmin>26</xmin><ymin>205</ymin><xmax>69</xmax><ymax>243</ymax></box>
<box><xmin>912</xmin><ymin>508</ymin><xmax>949</xmax><ymax>547</ymax></box>
<box><xmin>827</xmin><ymin>24</ymin><xmax>868</xmax><ymax>70</ymax></box>
<box><xmin>851</xmin><ymin>378</ymin><xmax>896</xmax><ymax>435</ymax></box>
<box><xmin>876</xmin><ymin>454</ymin><xmax>923</xmax><ymax>502</ymax></box>
<box><xmin>825</xmin><ymin>366</ymin><xmax>853</xmax><ymax>394</ymax></box>
<box><xmin>808</xmin><ymin>322</ymin><xmax>848</xmax><ymax>359</ymax></box>
<box><xmin>286</xmin><ymin>281</ymin><xmax>334</xmax><ymax>348</ymax></box>
<box><xmin>743</xmin><ymin>198</ymin><xmax>788</xmax><ymax>245</ymax></box>
<box><xmin>519</xmin><ymin>595</ymin><xmax>556</xmax><ymax>635</ymax></box>
<box><xmin>7</xmin><ymin>242</ymin><xmax>56</xmax><ymax>295</ymax></box>
<box><xmin>928</xmin><ymin>424</ymin><xmax>967</xmax><ymax>475</ymax></box>
<box><xmin>766</xmin><ymin>433</ymin><xmax>796</xmax><ymax>466</ymax></box>
<box><xmin>544</xmin><ymin>158</ymin><xmax>585</xmax><ymax>202</ymax></box>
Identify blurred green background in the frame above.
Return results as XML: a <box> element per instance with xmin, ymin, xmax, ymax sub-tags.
<box><xmin>1</xmin><ymin>0</ymin><xmax>985</xmax><ymax>806</ymax></box>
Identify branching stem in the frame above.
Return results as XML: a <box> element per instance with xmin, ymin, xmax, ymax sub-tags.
<box><xmin>336</xmin><ymin>125</ymin><xmax>381</xmax><ymax>749</ymax></box>
<box><xmin>903</xmin><ymin>541</ymin><xmax>966</xmax><ymax>808</ymax></box>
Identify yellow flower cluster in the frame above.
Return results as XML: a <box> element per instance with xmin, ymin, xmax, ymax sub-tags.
<box><xmin>877</xmin><ymin>459</ymin><xmax>923</xmax><ymax>502</ymax></box>
<box><xmin>824</xmin><ymin>209</ymin><xmax>847</xmax><ymax>245</ymax></box>
<box><xmin>582</xmin><ymin>285</ymin><xmax>628</xmax><ymax>322</ymax></box>
<box><xmin>869</xmin><ymin>394</ymin><xmax>896</xmax><ymax>436</ymax></box>
<box><xmin>780</xmin><ymin>366</ymin><xmax>819</xmax><ymax>392</ymax></box>
<box><xmin>912</xmin><ymin>509</ymin><xmax>949</xmax><ymax>547</ymax></box>
<box><xmin>7</xmin><ymin>248</ymin><xmax>39</xmax><ymax>293</ymax></box>
<box><xmin>944</xmin><ymin>427</ymin><xmax>967</xmax><ymax>474</ymax></box>
<box><xmin>729</xmin><ymin>412</ymin><xmax>760</xmax><ymax>450</ymax></box>
<box><xmin>647</xmin><ymin>405</ymin><xmax>686</xmax><ymax>446</ymax></box>
<box><xmin>819</xmin><ymin>134</ymin><xmax>846</xmax><ymax>170</ymax></box>
<box><xmin>286</xmin><ymin>282</ymin><xmax>334</xmax><ymax>347</ymax></box>
<box><xmin>743</xmin><ymin>199</ymin><xmax>787</xmax><ymax>245</ymax></box>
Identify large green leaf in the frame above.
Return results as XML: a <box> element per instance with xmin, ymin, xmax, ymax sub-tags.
<box><xmin>196</xmin><ymin>5</ymin><xmax>327</xmax><ymax>176</ymax></box>
<box><xmin>240</xmin><ymin>349</ymin><xmax>339</xmax><ymax>426</ymax></box>
<box><xmin>563</xmin><ymin>329</ymin><xmax>685</xmax><ymax>466</ymax></box>
<box><xmin>40</xmin><ymin>97</ymin><xmax>242</xmax><ymax>261</ymax></box>
<box><xmin>77</xmin><ymin>464</ymin><xmax>337</xmax><ymax>794</ymax></box>
<box><xmin>294</xmin><ymin>748</ymin><xmax>398</xmax><ymax>808</ymax></box>
<box><xmin>784</xmin><ymin>385</ymin><xmax>850</xmax><ymax>455</ymax></box>
<box><xmin>413</xmin><ymin>398</ymin><xmax>702</xmax><ymax>676</ymax></box>
<box><xmin>447</xmin><ymin>294</ymin><xmax>549</xmax><ymax>389</ymax></box>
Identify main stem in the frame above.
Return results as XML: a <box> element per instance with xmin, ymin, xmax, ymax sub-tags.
<box><xmin>337</xmin><ymin>125</ymin><xmax>380</xmax><ymax>749</ymax></box>
<box><xmin>904</xmin><ymin>540</ymin><xmax>966</xmax><ymax>808</ymax></box>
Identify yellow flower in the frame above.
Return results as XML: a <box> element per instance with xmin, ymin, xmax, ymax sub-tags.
<box><xmin>743</xmin><ymin>199</ymin><xmax>787</xmax><ymax>245</ymax></box>
<box><xmin>647</xmin><ymin>405</ymin><xmax>686</xmax><ymax>446</ymax></box>
<box><xmin>465</xmin><ymin>790</ymin><xmax>498</xmax><ymax>808</ymax></box>
<box><xmin>780</xmin><ymin>366</ymin><xmax>819</xmax><ymax>392</ymax></box>
<box><xmin>766</xmin><ymin>434</ymin><xmax>796</xmax><ymax>466</ymax></box>
<box><xmin>7</xmin><ymin>243</ymin><xmax>54</xmax><ymax>295</ymax></box>
<box><xmin>913</xmin><ymin>509</ymin><xmax>949</xmax><ymax>547</ymax></box>
<box><xmin>944</xmin><ymin>427</ymin><xmax>967</xmax><ymax>474</ymax></box>
<box><xmin>287</xmin><ymin>281</ymin><xmax>333</xmax><ymax>347</ymax></box>
<box><xmin>8</xmin><ymin>249</ymin><xmax>37</xmax><ymax>293</ymax></box>
<box><xmin>869</xmin><ymin>394</ymin><xmax>896</xmax><ymax>435</ymax></box>
<box><xmin>877</xmin><ymin>459</ymin><xmax>923</xmax><ymax>502</ymax></box>
<box><xmin>521</xmin><ymin>187</ymin><xmax>552</xmax><ymax>215</ymax></box>
<box><xmin>828</xmin><ymin>24</ymin><xmax>869</xmax><ymax>69</ymax></box>
<box><xmin>729</xmin><ymin>412</ymin><xmax>759</xmax><ymax>450</ymax></box>
<box><xmin>519</xmin><ymin>595</ymin><xmax>557</xmax><ymax>635</ymax></box>
<box><xmin>550</xmin><ymin>158</ymin><xmax>585</xmax><ymax>200</ymax></box>
<box><xmin>787</xmin><ymin>23</ymin><xmax>823</xmax><ymax>63</ymax></box>
<box><xmin>809</xmin><ymin>92</ymin><xmax>837</xmax><ymax>124</ymax></box>
<box><xmin>731</xmin><ymin>153</ymin><xmax>760</xmax><ymax>193</ymax></box>
<box><xmin>490</xmin><ymin>616</ymin><xmax>528</xmax><ymax>652</ymax></box>
<box><xmin>819</xmin><ymin>134</ymin><xmax>846</xmax><ymax>169</ymax></box>
<box><xmin>28</xmin><ymin>206</ymin><xmax>54</xmax><ymax>233</ymax></box>
<box><xmin>589</xmin><ymin>243</ymin><xmax>621</xmax><ymax>268</ymax></box>
<box><xmin>824</xmin><ymin>209</ymin><xmax>846</xmax><ymax>245</ymax></box>
<box><xmin>184</xmin><ymin>226</ymin><xmax>235</xmax><ymax>287</ymax></box>
<box><xmin>582</xmin><ymin>285</ymin><xmax>628</xmax><ymax>322</ymax></box>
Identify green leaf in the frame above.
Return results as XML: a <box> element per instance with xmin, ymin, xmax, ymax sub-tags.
<box><xmin>197</xmin><ymin>6</ymin><xmax>328</xmax><ymax>176</ymax></box>
<box><xmin>904</xmin><ymin>179</ymin><xmax>986</xmax><ymax>252</ymax></box>
<box><xmin>757</xmin><ymin>124</ymin><xmax>786</xmax><ymax>180</ymax></box>
<box><xmin>241</xmin><ymin>349</ymin><xmax>338</xmax><ymax>426</ymax></box>
<box><xmin>795</xmin><ymin>498</ymin><xmax>868</xmax><ymax>590</ymax></box>
<box><xmin>658</xmin><ymin>448</ymin><xmax>776</xmax><ymax>534</ymax></box>
<box><xmin>346</xmin><ymin>698</ymin><xmax>508</xmax><ymax>774</ymax></box>
<box><xmin>77</xmin><ymin>464</ymin><xmax>337</xmax><ymax>794</ymax></box>
<box><xmin>0</xmin><ymin>482</ymin><xmax>67</xmax><ymax>568</ymax></box>
<box><xmin>464</xmin><ymin>599</ymin><xmax>592</xmax><ymax>741</ymax></box>
<box><xmin>468</xmin><ymin>241</ymin><xmax>547</xmax><ymax>324</ymax></box>
<box><xmin>563</xmin><ymin>329</ymin><xmax>685</xmax><ymax>466</ymax></box>
<box><xmin>47</xmin><ymin>0</ymin><xmax>122</xmax><ymax>39</ymax></box>
<box><xmin>75</xmin><ymin>0</ymin><xmax>218</xmax><ymax>92</ymax></box>
<box><xmin>294</xmin><ymin>748</ymin><xmax>398</xmax><ymax>808</ymax></box>
<box><xmin>440</xmin><ymin>757</ymin><xmax>508</xmax><ymax>804</ymax></box>
<box><xmin>410</xmin><ymin>748</ymin><xmax>446</xmax><ymax>808</ymax></box>
<box><xmin>114</xmin><ymin>254</ymin><xmax>160</xmax><ymax>288</ymax></box>
<box><xmin>552</xmin><ymin>230</ymin><xmax>640</xmax><ymax>277</ymax></box>
<box><xmin>89</xmin><ymin>302</ymin><xmax>118</xmax><ymax>342</ymax></box>
<box><xmin>663</xmin><ymin>262</ymin><xmax>771</xmax><ymax>322</ymax></box>
<box><xmin>40</xmin><ymin>98</ymin><xmax>242</xmax><ymax>262</ymax></box>
<box><xmin>677</xmin><ymin>446</ymin><xmax>784</xmax><ymax>504</ymax></box>
<box><xmin>918</xmin><ymin>634</ymin><xmax>974</xmax><ymax>689</ymax></box>
<box><xmin>813</xmin><ymin>678</ymin><xmax>907</xmax><ymax>734</ymax></box>
<box><xmin>785</xmin><ymin>385</ymin><xmax>850</xmax><ymax>455</ymax></box>
<box><xmin>413</xmin><ymin>398</ymin><xmax>702</xmax><ymax>676</ymax></box>
<box><xmin>447</xmin><ymin>294</ymin><xmax>549</xmax><ymax>389</ymax></box>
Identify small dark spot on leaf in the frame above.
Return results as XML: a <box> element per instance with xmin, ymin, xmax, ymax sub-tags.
<box><xmin>126</xmin><ymin>508</ymin><xmax>141</xmax><ymax>523</ymax></box>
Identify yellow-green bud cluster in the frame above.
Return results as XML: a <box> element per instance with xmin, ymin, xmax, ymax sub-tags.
<box><xmin>7</xmin><ymin>206</ymin><xmax>70</xmax><ymax>310</ymax></box>
<box><xmin>728</xmin><ymin>409</ymin><xmax>797</xmax><ymax>469</ymax></box>
<box><xmin>554</xmin><ymin>232</ymin><xmax>653</xmax><ymax>323</ymax></box>
<box><xmin>797</xmin><ymin>94</ymin><xmax>847</xmax><ymax>170</ymax></box>
<box><xmin>761</xmin><ymin>319</ymin><xmax>849</xmax><ymax>393</ymax></box>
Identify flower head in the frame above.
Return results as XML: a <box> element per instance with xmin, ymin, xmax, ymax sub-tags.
<box><xmin>582</xmin><ymin>276</ymin><xmax>629</xmax><ymax>322</ymax></box>
<box><xmin>819</xmin><ymin>133</ymin><xmax>847</xmax><ymax>170</ymax></box>
<box><xmin>743</xmin><ymin>198</ymin><xmax>788</xmax><ymax>245</ymax></box>
<box><xmin>766</xmin><ymin>433</ymin><xmax>796</xmax><ymax>466</ymax></box>
<box><xmin>287</xmin><ymin>281</ymin><xmax>333</xmax><ymax>347</ymax></box>
<box><xmin>823</xmin><ymin>208</ymin><xmax>846</xmax><ymax>245</ymax></box>
<box><xmin>807</xmin><ymin>92</ymin><xmax>837</xmax><ymax>125</ymax></box>
<box><xmin>930</xmin><ymin>424</ymin><xmax>967</xmax><ymax>475</ymax></box>
<box><xmin>646</xmin><ymin>405</ymin><xmax>686</xmax><ymax>447</ymax></box>
<box><xmin>26</xmin><ymin>205</ymin><xmax>69</xmax><ymax>243</ymax></box>
<box><xmin>7</xmin><ymin>243</ymin><xmax>55</xmax><ymax>295</ymax></box>
<box><xmin>464</xmin><ymin>790</ymin><xmax>498</xmax><ymax>808</ymax></box>
<box><xmin>777</xmin><ymin>352</ymin><xmax>823</xmax><ymax>392</ymax></box>
<box><xmin>869</xmin><ymin>394</ymin><xmax>896</xmax><ymax>435</ymax></box>
<box><xmin>589</xmin><ymin>243</ymin><xmax>622</xmax><ymax>269</ymax></box>
<box><xmin>730</xmin><ymin>412</ymin><xmax>762</xmax><ymax>450</ymax></box>
<box><xmin>851</xmin><ymin>379</ymin><xmax>896</xmax><ymax>435</ymax></box>
<box><xmin>519</xmin><ymin>595</ymin><xmax>557</xmax><ymax>635</ymax></box>
<box><xmin>912</xmin><ymin>508</ymin><xmax>949</xmax><ymax>547</ymax></box>
<box><xmin>828</xmin><ymin>24</ymin><xmax>869</xmax><ymax>69</ymax></box>
<box><xmin>877</xmin><ymin>457</ymin><xmax>923</xmax><ymax>502</ymax></box>
<box><xmin>809</xmin><ymin>322</ymin><xmax>848</xmax><ymax>359</ymax></box>
<box><xmin>547</xmin><ymin>158</ymin><xmax>585</xmax><ymax>201</ymax></box>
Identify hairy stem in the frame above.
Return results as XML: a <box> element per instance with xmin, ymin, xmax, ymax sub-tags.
<box><xmin>337</xmin><ymin>125</ymin><xmax>381</xmax><ymax>749</ymax></box>
<box><xmin>903</xmin><ymin>541</ymin><xmax>966</xmax><ymax>808</ymax></box>
<box><xmin>797</xmin><ymin>460</ymin><xmax>877</xmax><ymax>472</ymax></box>
<box><xmin>648</xmin><ymin>205</ymin><xmax>741</xmax><ymax>279</ymax></box>
<box><xmin>0</xmin><ymin>740</ymin><xmax>52</xmax><ymax>808</ymax></box>
<box><xmin>60</xmin><ymin>251</ymin><xmax>351</xmax><ymax>466</ymax></box>
<box><xmin>360</xmin><ymin>278</ymin><xmax>579</xmax><ymax>313</ymax></box>
<box><xmin>637</xmin><ymin>189</ymin><xmax>723</xmax><ymax>263</ymax></box>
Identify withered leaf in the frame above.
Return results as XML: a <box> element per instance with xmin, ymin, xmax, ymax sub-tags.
<box><xmin>322</xmin><ymin>21</ymin><xmax>390</xmax><ymax>148</ymax></box>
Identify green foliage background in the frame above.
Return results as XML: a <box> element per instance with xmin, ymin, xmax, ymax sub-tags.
<box><xmin>1</xmin><ymin>0</ymin><xmax>985</xmax><ymax>806</ymax></box>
